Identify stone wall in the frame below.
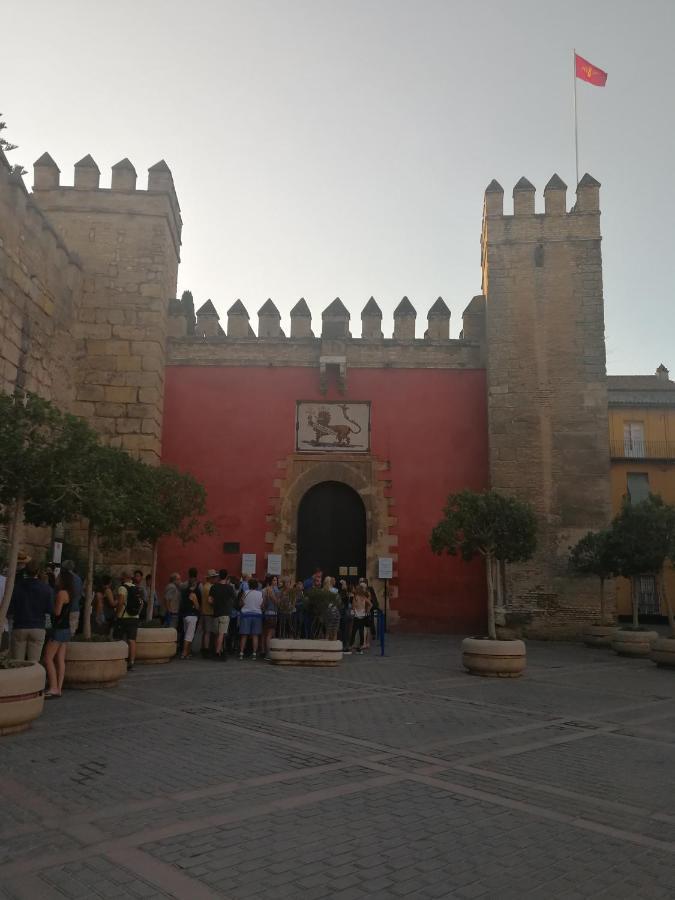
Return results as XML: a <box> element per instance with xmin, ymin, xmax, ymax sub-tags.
<box><xmin>32</xmin><ymin>155</ymin><xmax>182</xmax><ymax>464</ymax></box>
<box><xmin>483</xmin><ymin>175</ymin><xmax>613</xmax><ymax>637</ymax></box>
<box><xmin>0</xmin><ymin>151</ymin><xmax>82</xmax><ymax>404</ymax></box>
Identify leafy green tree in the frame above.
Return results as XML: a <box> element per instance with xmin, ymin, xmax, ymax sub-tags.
<box><xmin>430</xmin><ymin>489</ymin><xmax>537</xmax><ymax>640</ymax></box>
<box><xmin>568</xmin><ymin>530</ymin><xmax>616</xmax><ymax>624</ymax></box>
<box><xmin>134</xmin><ymin>464</ymin><xmax>210</xmax><ymax>621</ymax></box>
<box><xmin>75</xmin><ymin>444</ymin><xmax>149</xmax><ymax>639</ymax></box>
<box><xmin>0</xmin><ymin>393</ymin><xmax>99</xmax><ymax>629</ymax></box>
<box><xmin>609</xmin><ymin>494</ymin><xmax>675</xmax><ymax>630</ymax></box>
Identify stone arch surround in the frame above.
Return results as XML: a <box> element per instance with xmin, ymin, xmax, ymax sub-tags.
<box><xmin>266</xmin><ymin>452</ymin><xmax>398</xmax><ymax>614</ymax></box>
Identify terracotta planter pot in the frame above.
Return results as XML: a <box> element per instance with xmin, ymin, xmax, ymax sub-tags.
<box><xmin>269</xmin><ymin>638</ymin><xmax>342</xmax><ymax>667</ymax></box>
<box><xmin>461</xmin><ymin>637</ymin><xmax>526</xmax><ymax>678</ymax></box>
<box><xmin>136</xmin><ymin>627</ymin><xmax>177</xmax><ymax>665</ymax></box>
<box><xmin>582</xmin><ymin>624</ymin><xmax>615</xmax><ymax>648</ymax></box>
<box><xmin>611</xmin><ymin>629</ymin><xmax>658</xmax><ymax>658</ymax></box>
<box><xmin>0</xmin><ymin>662</ymin><xmax>46</xmax><ymax>736</ymax></box>
<box><xmin>650</xmin><ymin>637</ymin><xmax>675</xmax><ymax>668</ymax></box>
<box><xmin>64</xmin><ymin>640</ymin><xmax>128</xmax><ymax>689</ymax></box>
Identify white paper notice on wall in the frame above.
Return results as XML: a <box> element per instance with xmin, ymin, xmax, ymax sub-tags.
<box><xmin>241</xmin><ymin>553</ymin><xmax>257</xmax><ymax>576</ymax></box>
<box><xmin>267</xmin><ymin>554</ymin><xmax>282</xmax><ymax>576</ymax></box>
<box><xmin>378</xmin><ymin>557</ymin><xmax>393</xmax><ymax>579</ymax></box>
<box><xmin>52</xmin><ymin>541</ymin><xmax>63</xmax><ymax>565</ymax></box>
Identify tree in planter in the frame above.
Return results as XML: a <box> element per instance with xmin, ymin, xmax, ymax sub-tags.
<box><xmin>569</xmin><ymin>530</ymin><xmax>616</xmax><ymax>625</ymax></box>
<box><xmin>430</xmin><ymin>489</ymin><xmax>538</xmax><ymax>640</ymax></box>
<box><xmin>76</xmin><ymin>444</ymin><xmax>148</xmax><ymax>641</ymax></box>
<box><xmin>0</xmin><ymin>394</ymin><xmax>99</xmax><ymax>631</ymax></box>
<box><xmin>609</xmin><ymin>494</ymin><xmax>675</xmax><ymax>631</ymax></box>
<box><xmin>134</xmin><ymin>464</ymin><xmax>210</xmax><ymax>623</ymax></box>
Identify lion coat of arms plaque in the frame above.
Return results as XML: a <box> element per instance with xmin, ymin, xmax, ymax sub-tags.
<box><xmin>296</xmin><ymin>402</ymin><xmax>370</xmax><ymax>452</ymax></box>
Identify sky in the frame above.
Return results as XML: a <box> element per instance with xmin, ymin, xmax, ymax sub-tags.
<box><xmin>4</xmin><ymin>0</ymin><xmax>674</xmax><ymax>374</ymax></box>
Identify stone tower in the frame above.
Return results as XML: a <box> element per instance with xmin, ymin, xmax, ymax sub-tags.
<box><xmin>482</xmin><ymin>173</ymin><xmax>612</xmax><ymax>635</ymax></box>
<box><xmin>31</xmin><ymin>154</ymin><xmax>182</xmax><ymax>463</ymax></box>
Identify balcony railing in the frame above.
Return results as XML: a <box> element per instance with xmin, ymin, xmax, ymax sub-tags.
<box><xmin>610</xmin><ymin>440</ymin><xmax>675</xmax><ymax>461</ymax></box>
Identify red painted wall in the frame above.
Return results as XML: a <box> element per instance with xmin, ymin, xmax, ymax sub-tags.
<box><xmin>159</xmin><ymin>365</ymin><xmax>489</xmax><ymax>633</ymax></box>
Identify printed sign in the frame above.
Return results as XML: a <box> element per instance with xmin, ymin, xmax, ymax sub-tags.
<box><xmin>296</xmin><ymin>402</ymin><xmax>370</xmax><ymax>452</ymax></box>
<box><xmin>348</xmin><ymin>566</ymin><xmax>358</xmax><ymax>576</ymax></box>
<box><xmin>378</xmin><ymin>557</ymin><xmax>393</xmax><ymax>579</ymax></box>
<box><xmin>267</xmin><ymin>554</ymin><xmax>282</xmax><ymax>576</ymax></box>
<box><xmin>52</xmin><ymin>541</ymin><xmax>63</xmax><ymax>565</ymax></box>
<box><xmin>338</xmin><ymin>566</ymin><xmax>348</xmax><ymax>577</ymax></box>
<box><xmin>241</xmin><ymin>553</ymin><xmax>257</xmax><ymax>576</ymax></box>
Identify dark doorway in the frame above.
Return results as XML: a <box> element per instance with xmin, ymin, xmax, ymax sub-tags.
<box><xmin>296</xmin><ymin>481</ymin><xmax>367</xmax><ymax>582</ymax></box>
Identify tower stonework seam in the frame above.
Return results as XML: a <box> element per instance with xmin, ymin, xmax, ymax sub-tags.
<box><xmin>482</xmin><ymin>175</ymin><xmax>613</xmax><ymax>637</ymax></box>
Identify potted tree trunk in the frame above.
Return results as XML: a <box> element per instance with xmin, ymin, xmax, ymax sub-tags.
<box><xmin>608</xmin><ymin>496</ymin><xmax>668</xmax><ymax>658</ymax></box>
<box><xmin>64</xmin><ymin>444</ymin><xmax>143</xmax><ymax>689</ymax></box>
<box><xmin>569</xmin><ymin>530</ymin><xmax>616</xmax><ymax>647</ymax></box>
<box><xmin>431</xmin><ymin>489</ymin><xmax>537</xmax><ymax>677</ymax></box>
<box><xmin>134</xmin><ymin>465</ymin><xmax>210</xmax><ymax>664</ymax></box>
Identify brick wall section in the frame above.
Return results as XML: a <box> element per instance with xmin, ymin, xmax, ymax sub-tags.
<box><xmin>0</xmin><ymin>153</ymin><xmax>82</xmax><ymax>403</ymax></box>
<box><xmin>483</xmin><ymin>176</ymin><xmax>614</xmax><ymax>637</ymax></box>
<box><xmin>32</xmin><ymin>158</ymin><xmax>181</xmax><ymax>463</ymax></box>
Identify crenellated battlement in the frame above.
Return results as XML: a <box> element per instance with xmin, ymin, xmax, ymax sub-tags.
<box><xmin>32</xmin><ymin>153</ymin><xmax>182</xmax><ymax>255</ymax></box>
<box><xmin>483</xmin><ymin>173</ymin><xmax>600</xmax><ymax>219</ymax></box>
<box><xmin>170</xmin><ymin>294</ymin><xmax>484</xmax><ymax>348</ymax></box>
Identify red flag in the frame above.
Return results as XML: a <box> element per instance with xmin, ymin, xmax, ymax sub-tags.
<box><xmin>575</xmin><ymin>53</ymin><xmax>607</xmax><ymax>86</ymax></box>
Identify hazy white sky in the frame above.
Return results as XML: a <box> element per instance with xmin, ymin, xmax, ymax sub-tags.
<box><xmin>4</xmin><ymin>0</ymin><xmax>674</xmax><ymax>373</ymax></box>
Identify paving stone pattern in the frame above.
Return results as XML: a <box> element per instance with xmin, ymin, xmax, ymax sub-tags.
<box><xmin>1</xmin><ymin>635</ymin><xmax>675</xmax><ymax>898</ymax></box>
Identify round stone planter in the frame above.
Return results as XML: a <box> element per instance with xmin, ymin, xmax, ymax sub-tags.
<box><xmin>582</xmin><ymin>624</ymin><xmax>615</xmax><ymax>648</ymax></box>
<box><xmin>461</xmin><ymin>637</ymin><xmax>526</xmax><ymax>678</ymax></box>
<box><xmin>0</xmin><ymin>662</ymin><xmax>46</xmax><ymax>736</ymax></box>
<box><xmin>136</xmin><ymin>627</ymin><xmax>177</xmax><ymax>665</ymax></box>
<box><xmin>269</xmin><ymin>638</ymin><xmax>342</xmax><ymax>667</ymax></box>
<box><xmin>611</xmin><ymin>629</ymin><xmax>659</xmax><ymax>658</ymax></box>
<box><xmin>64</xmin><ymin>640</ymin><xmax>128</xmax><ymax>689</ymax></box>
<box><xmin>650</xmin><ymin>636</ymin><xmax>675</xmax><ymax>668</ymax></box>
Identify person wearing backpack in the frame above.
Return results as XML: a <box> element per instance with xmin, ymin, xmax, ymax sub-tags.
<box><xmin>114</xmin><ymin>571</ymin><xmax>143</xmax><ymax>670</ymax></box>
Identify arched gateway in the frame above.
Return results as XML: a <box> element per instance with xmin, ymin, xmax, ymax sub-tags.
<box><xmin>266</xmin><ymin>455</ymin><xmax>396</xmax><ymax>597</ymax></box>
<box><xmin>296</xmin><ymin>481</ymin><xmax>367</xmax><ymax>581</ymax></box>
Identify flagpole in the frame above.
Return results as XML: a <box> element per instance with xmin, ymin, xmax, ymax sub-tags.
<box><xmin>573</xmin><ymin>49</ymin><xmax>579</xmax><ymax>187</ymax></box>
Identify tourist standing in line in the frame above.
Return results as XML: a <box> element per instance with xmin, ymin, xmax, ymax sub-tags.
<box><xmin>277</xmin><ymin>576</ymin><xmax>295</xmax><ymax>638</ymax></box>
<box><xmin>228</xmin><ymin>577</ymin><xmax>241</xmax><ymax>651</ymax></box>
<box><xmin>43</xmin><ymin>569</ymin><xmax>74</xmax><ymax>697</ymax></box>
<box><xmin>261</xmin><ymin>575</ymin><xmax>279</xmax><ymax>660</ymax></box>
<box><xmin>239</xmin><ymin>578</ymin><xmax>263</xmax><ymax>660</ymax></box>
<box><xmin>210</xmin><ymin>570</ymin><xmax>235</xmax><ymax>659</ymax></box>
<box><xmin>8</xmin><ymin>560</ymin><xmax>53</xmax><ymax>662</ymax></box>
<box><xmin>179</xmin><ymin>567</ymin><xmax>201</xmax><ymax>659</ymax></box>
<box><xmin>349</xmin><ymin>585</ymin><xmax>372</xmax><ymax>653</ymax></box>
<box><xmin>101</xmin><ymin>575</ymin><xmax>116</xmax><ymax>634</ymax></box>
<box><xmin>163</xmin><ymin>572</ymin><xmax>181</xmax><ymax>628</ymax></box>
<box><xmin>132</xmin><ymin>570</ymin><xmax>147</xmax><ymax>619</ymax></box>
<box><xmin>321</xmin><ymin>576</ymin><xmax>340</xmax><ymax>641</ymax></box>
<box><xmin>62</xmin><ymin>560</ymin><xmax>83</xmax><ymax>636</ymax></box>
<box><xmin>115</xmin><ymin>572</ymin><xmax>144</xmax><ymax>670</ymax></box>
<box><xmin>179</xmin><ymin>566</ymin><xmax>202</xmax><ymax>659</ymax></box>
<box><xmin>200</xmin><ymin>569</ymin><xmax>217</xmax><ymax>657</ymax></box>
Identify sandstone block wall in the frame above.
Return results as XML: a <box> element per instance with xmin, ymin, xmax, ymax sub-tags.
<box><xmin>32</xmin><ymin>156</ymin><xmax>182</xmax><ymax>464</ymax></box>
<box><xmin>0</xmin><ymin>152</ymin><xmax>82</xmax><ymax>404</ymax></box>
<box><xmin>483</xmin><ymin>175</ymin><xmax>613</xmax><ymax>637</ymax></box>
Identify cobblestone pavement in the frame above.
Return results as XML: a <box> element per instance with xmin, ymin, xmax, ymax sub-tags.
<box><xmin>2</xmin><ymin>635</ymin><xmax>675</xmax><ymax>898</ymax></box>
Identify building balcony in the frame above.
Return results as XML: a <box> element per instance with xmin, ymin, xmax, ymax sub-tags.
<box><xmin>610</xmin><ymin>440</ymin><xmax>675</xmax><ymax>462</ymax></box>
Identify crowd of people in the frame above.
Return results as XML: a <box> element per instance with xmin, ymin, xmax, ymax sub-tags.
<box><xmin>4</xmin><ymin>557</ymin><xmax>382</xmax><ymax>695</ymax></box>
<box><xmin>165</xmin><ymin>566</ymin><xmax>382</xmax><ymax>661</ymax></box>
